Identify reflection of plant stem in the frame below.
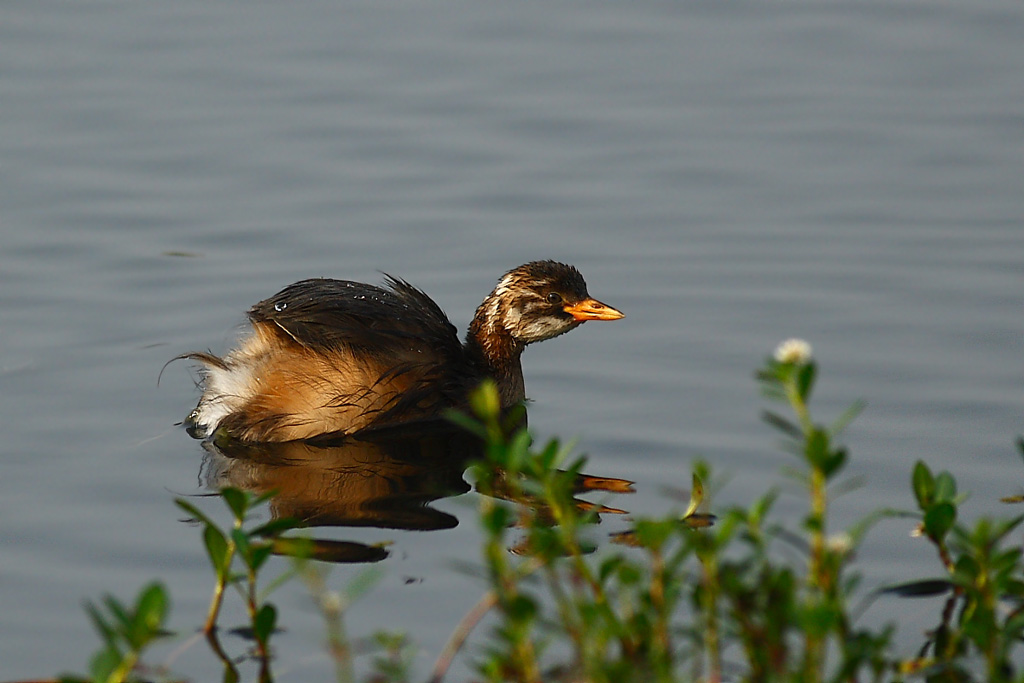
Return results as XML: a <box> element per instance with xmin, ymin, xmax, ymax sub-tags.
<box><xmin>258</xmin><ymin>655</ymin><xmax>272</xmax><ymax>683</ymax></box>
<box><xmin>244</xmin><ymin>566</ymin><xmax>270</xmax><ymax>663</ymax></box>
<box><xmin>244</xmin><ymin>568</ymin><xmax>273</xmax><ymax>683</ymax></box>
<box><xmin>205</xmin><ymin>627</ymin><xmax>241</xmax><ymax>683</ymax></box>
<box><xmin>428</xmin><ymin>590</ymin><xmax>498</xmax><ymax>683</ymax></box>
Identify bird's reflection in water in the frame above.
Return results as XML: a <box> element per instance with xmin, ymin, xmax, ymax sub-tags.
<box><xmin>202</xmin><ymin>420</ymin><xmax>476</xmax><ymax>531</ymax></box>
<box><xmin>197</xmin><ymin>419</ymin><xmax>634</xmax><ymax>564</ymax></box>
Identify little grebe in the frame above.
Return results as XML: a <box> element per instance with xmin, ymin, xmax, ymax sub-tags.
<box><xmin>184</xmin><ymin>261</ymin><xmax>623</xmax><ymax>442</ymax></box>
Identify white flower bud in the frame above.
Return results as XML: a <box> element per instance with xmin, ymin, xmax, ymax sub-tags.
<box><xmin>774</xmin><ymin>338</ymin><xmax>813</xmax><ymax>365</ymax></box>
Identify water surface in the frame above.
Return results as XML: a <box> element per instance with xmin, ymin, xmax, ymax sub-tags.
<box><xmin>2</xmin><ymin>0</ymin><xmax>1023</xmax><ymax>679</ymax></box>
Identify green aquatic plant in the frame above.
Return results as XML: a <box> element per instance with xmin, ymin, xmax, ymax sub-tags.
<box><xmin>886</xmin><ymin>459</ymin><xmax>1024</xmax><ymax>681</ymax></box>
<box><xmin>430</xmin><ymin>341</ymin><xmax>890</xmax><ymax>682</ymax></box>
<box><xmin>59</xmin><ymin>582</ymin><xmax>170</xmax><ymax>683</ymax></box>
<box><xmin>36</xmin><ymin>342</ymin><xmax>1024</xmax><ymax>682</ymax></box>
<box><xmin>175</xmin><ymin>487</ymin><xmax>306</xmax><ymax>682</ymax></box>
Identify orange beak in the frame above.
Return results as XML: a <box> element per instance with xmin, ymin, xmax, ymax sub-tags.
<box><xmin>563</xmin><ymin>298</ymin><xmax>625</xmax><ymax>322</ymax></box>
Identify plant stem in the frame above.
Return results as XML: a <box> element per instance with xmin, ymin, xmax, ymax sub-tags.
<box><xmin>698</xmin><ymin>549</ymin><xmax>722</xmax><ymax>683</ymax></box>
<box><xmin>649</xmin><ymin>548</ymin><xmax>674</xmax><ymax>680</ymax></box>
<box><xmin>300</xmin><ymin>563</ymin><xmax>354</xmax><ymax>683</ymax></box>
<box><xmin>204</xmin><ymin>576</ymin><xmax>228</xmax><ymax>634</ymax></box>
<box><xmin>429</xmin><ymin>591</ymin><xmax>498</xmax><ymax>683</ymax></box>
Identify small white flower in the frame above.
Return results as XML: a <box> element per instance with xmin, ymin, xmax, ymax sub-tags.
<box><xmin>321</xmin><ymin>591</ymin><xmax>344</xmax><ymax>614</ymax></box>
<box><xmin>826</xmin><ymin>532</ymin><xmax>853</xmax><ymax>556</ymax></box>
<box><xmin>774</xmin><ymin>338</ymin><xmax>813</xmax><ymax>365</ymax></box>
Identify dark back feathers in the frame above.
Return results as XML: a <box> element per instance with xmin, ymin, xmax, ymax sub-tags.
<box><xmin>249</xmin><ymin>277</ymin><xmax>463</xmax><ymax>361</ymax></box>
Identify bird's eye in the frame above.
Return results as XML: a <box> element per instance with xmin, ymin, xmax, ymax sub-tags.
<box><xmin>546</xmin><ymin>292</ymin><xmax>563</xmax><ymax>304</ymax></box>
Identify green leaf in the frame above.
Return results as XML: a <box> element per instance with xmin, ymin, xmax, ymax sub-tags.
<box><xmin>990</xmin><ymin>513</ymin><xmax>1024</xmax><ymax>544</ymax></box>
<box><xmin>251</xmin><ymin>517</ymin><xmax>304</xmax><ymax>539</ymax></box>
<box><xmin>443</xmin><ymin>409</ymin><xmax>487</xmax><ymax>438</ymax></box>
<box><xmin>249</xmin><ymin>543</ymin><xmax>275</xmax><ymax>573</ymax></box>
<box><xmin>536</xmin><ymin>438</ymin><xmax>562</xmax><ymax>468</ymax></box>
<box><xmin>830</xmin><ymin>399</ymin><xmax>866</xmax><ymax>436</ymax></box>
<box><xmin>221</xmin><ymin>665</ymin><xmax>240</xmax><ymax>683</ymax></box>
<box><xmin>251</xmin><ymin>488</ymin><xmax>280</xmax><ymax>508</ymax></box>
<box><xmin>1003</xmin><ymin>578</ymin><xmax>1024</xmax><ymax>599</ymax></box>
<box><xmin>220</xmin><ymin>487</ymin><xmax>250</xmax><ymax>521</ymax></box>
<box><xmin>760</xmin><ymin>410</ymin><xmax>802</xmax><ymax>439</ymax></box>
<box><xmin>846</xmin><ymin>506</ymin><xmax>900</xmax><ymax>545</ymax></box>
<box><xmin>750</xmin><ymin>489</ymin><xmax>779</xmax><ymax>524</ymax></box>
<box><xmin>231</xmin><ymin>528</ymin><xmax>252</xmax><ymax>562</ymax></box>
<box><xmin>796</xmin><ymin>361</ymin><xmax>817</xmax><ymax>402</ymax></box>
<box><xmin>562</xmin><ymin>454</ymin><xmax>588</xmax><ymax>480</ymax></box>
<box><xmin>804</xmin><ymin>427</ymin><xmax>830</xmax><ymax>469</ymax></box>
<box><xmin>796</xmin><ymin>602</ymin><xmax>839</xmax><ymax>637</ymax></box>
<box><xmin>961</xmin><ymin>602</ymin><xmax>996</xmax><ymax>644</ymax></box>
<box><xmin>923</xmin><ymin>502</ymin><xmax>956</xmax><ymax>543</ymax></box>
<box><xmin>501</xmin><ymin>403</ymin><xmax>528</xmax><ymax>434</ymax></box>
<box><xmin>821</xmin><ymin>447</ymin><xmax>848</xmax><ymax>478</ymax></box>
<box><xmin>504</xmin><ymin>594</ymin><xmax>537</xmax><ymax>622</ymax></box>
<box><xmin>482</xmin><ymin>504</ymin><xmax>512</xmax><ymax>535</ymax></box>
<box><xmin>507</xmin><ymin>429</ymin><xmax>534</xmax><ymax>469</ymax></box>
<box><xmin>102</xmin><ymin>595</ymin><xmax>132</xmax><ymax>632</ymax></box>
<box><xmin>804</xmin><ymin>513</ymin><xmax>824</xmax><ymax>534</ymax></box>
<box><xmin>912</xmin><ymin>461</ymin><xmax>935</xmax><ymax>510</ymax></box>
<box><xmin>130</xmin><ymin>582</ymin><xmax>168</xmax><ymax>645</ymax></box>
<box><xmin>598</xmin><ymin>555</ymin><xmax>625</xmax><ymax>584</ymax></box>
<box><xmin>934</xmin><ymin>472</ymin><xmax>957</xmax><ymax>503</ymax></box>
<box><xmin>468</xmin><ymin>379</ymin><xmax>501</xmax><ymax>420</ymax></box>
<box><xmin>1004</xmin><ymin>605</ymin><xmax>1024</xmax><ymax>638</ymax></box>
<box><xmin>616</xmin><ymin>562</ymin><xmax>643</xmax><ymax>586</ymax></box>
<box><xmin>628</xmin><ymin>519</ymin><xmax>674</xmax><ymax>550</ymax></box>
<box><xmin>88</xmin><ymin>646</ymin><xmax>121</xmax><ymax>682</ymax></box>
<box><xmin>991</xmin><ymin>547</ymin><xmax>1023</xmax><ymax>576</ymax></box>
<box><xmin>204</xmin><ymin>525</ymin><xmax>231</xmax><ymax>575</ymax></box>
<box><xmin>84</xmin><ymin>601</ymin><xmax>116</xmax><ymax>645</ymax></box>
<box><xmin>684</xmin><ymin>472</ymin><xmax>705</xmax><ymax>518</ymax></box>
<box><xmin>952</xmin><ymin>555</ymin><xmax>980</xmax><ymax>586</ymax></box>
<box><xmin>253</xmin><ymin>603</ymin><xmax>278</xmax><ymax>644</ymax></box>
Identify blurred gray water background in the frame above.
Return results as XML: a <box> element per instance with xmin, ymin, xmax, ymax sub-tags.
<box><xmin>2</xmin><ymin>0</ymin><xmax>1023</xmax><ymax>679</ymax></box>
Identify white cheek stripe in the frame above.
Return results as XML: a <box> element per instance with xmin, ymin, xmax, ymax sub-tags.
<box><xmin>519</xmin><ymin>317</ymin><xmax>562</xmax><ymax>340</ymax></box>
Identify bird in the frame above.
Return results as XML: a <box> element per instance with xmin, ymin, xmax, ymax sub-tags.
<box><xmin>182</xmin><ymin>260</ymin><xmax>623</xmax><ymax>443</ymax></box>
